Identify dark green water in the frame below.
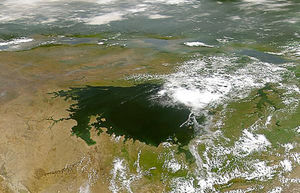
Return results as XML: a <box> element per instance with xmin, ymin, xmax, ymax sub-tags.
<box><xmin>54</xmin><ymin>84</ymin><xmax>196</xmax><ymax>146</ymax></box>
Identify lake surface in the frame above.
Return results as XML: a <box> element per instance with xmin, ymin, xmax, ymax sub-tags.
<box><xmin>55</xmin><ymin>84</ymin><xmax>196</xmax><ymax>146</ymax></box>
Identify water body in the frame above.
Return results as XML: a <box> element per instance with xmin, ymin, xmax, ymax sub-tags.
<box><xmin>55</xmin><ymin>84</ymin><xmax>197</xmax><ymax>146</ymax></box>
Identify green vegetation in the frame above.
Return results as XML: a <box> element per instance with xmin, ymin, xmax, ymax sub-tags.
<box><xmin>261</xmin><ymin>103</ymin><xmax>300</xmax><ymax>146</ymax></box>
<box><xmin>220</xmin><ymin>84</ymin><xmax>285</xmax><ymax>141</ymax></box>
<box><xmin>140</xmin><ymin>150</ymin><xmax>164</xmax><ymax>180</ymax></box>
<box><xmin>288</xmin><ymin>65</ymin><xmax>300</xmax><ymax>78</ymax></box>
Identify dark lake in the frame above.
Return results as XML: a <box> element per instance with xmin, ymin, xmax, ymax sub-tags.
<box><xmin>54</xmin><ymin>84</ymin><xmax>197</xmax><ymax>146</ymax></box>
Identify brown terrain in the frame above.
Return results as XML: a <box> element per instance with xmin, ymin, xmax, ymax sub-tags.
<box><xmin>0</xmin><ymin>44</ymin><xmax>179</xmax><ymax>193</ymax></box>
